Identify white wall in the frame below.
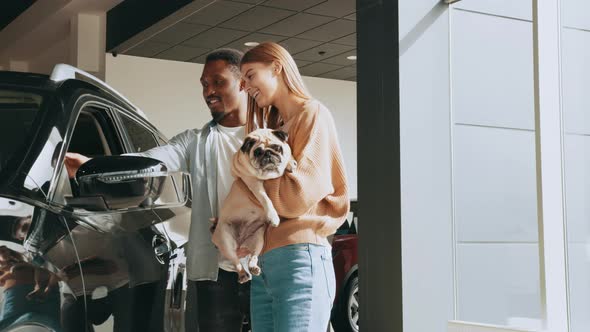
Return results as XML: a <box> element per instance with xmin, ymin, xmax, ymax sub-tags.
<box><xmin>399</xmin><ymin>1</ymin><xmax>454</xmax><ymax>331</ymax></box>
<box><xmin>399</xmin><ymin>0</ymin><xmax>545</xmax><ymax>331</ymax></box>
<box><xmin>105</xmin><ymin>54</ymin><xmax>357</xmax><ymax>199</ymax></box>
<box><xmin>450</xmin><ymin>0</ymin><xmax>541</xmax><ymax>329</ymax></box>
<box><xmin>561</xmin><ymin>0</ymin><xmax>590</xmax><ymax>330</ymax></box>
<box><xmin>105</xmin><ymin>54</ymin><xmax>211</xmax><ymax>136</ymax></box>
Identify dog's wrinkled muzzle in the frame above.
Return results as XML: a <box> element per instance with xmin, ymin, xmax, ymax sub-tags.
<box><xmin>257</xmin><ymin>149</ymin><xmax>281</xmax><ymax>169</ymax></box>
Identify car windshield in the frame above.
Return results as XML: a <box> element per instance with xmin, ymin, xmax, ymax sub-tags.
<box><xmin>0</xmin><ymin>89</ymin><xmax>44</xmax><ymax>173</ymax></box>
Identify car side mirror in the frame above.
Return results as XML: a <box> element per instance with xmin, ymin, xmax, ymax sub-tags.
<box><xmin>66</xmin><ymin>156</ymin><xmax>184</xmax><ymax>211</ymax></box>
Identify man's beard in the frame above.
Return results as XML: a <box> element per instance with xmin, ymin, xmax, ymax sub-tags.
<box><xmin>210</xmin><ymin>109</ymin><xmax>226</xmax><ymax>123</ymax></box>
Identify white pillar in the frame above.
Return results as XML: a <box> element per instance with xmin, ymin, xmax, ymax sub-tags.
<box><xmin>70</xmin><ymin>12</ymin><xmax>106</xmax><ymax>79</ymax></box>
<box><xmin>532</xmin><ymin>0</ymin><xmax>569</xmax><ymax>331</ymax></box>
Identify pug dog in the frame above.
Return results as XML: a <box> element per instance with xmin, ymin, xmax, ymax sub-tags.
<box><xmin>212</xmin><ymin>128</ymin><xmax>297</xmax><ymax>283</ymax></box>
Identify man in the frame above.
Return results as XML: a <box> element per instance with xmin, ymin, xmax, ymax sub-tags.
<box><xmin>66</xmin><ymin>48</ymin><xmax>250</xmax><ymax>331</ymax></box>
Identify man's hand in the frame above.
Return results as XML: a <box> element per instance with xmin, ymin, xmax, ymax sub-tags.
<box><xmin>64</xmin><ymin>152</ymin><xmax>91</xmax><ymax>179</ymax></box>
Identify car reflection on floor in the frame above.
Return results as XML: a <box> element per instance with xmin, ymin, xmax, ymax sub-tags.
<box><xmin>0</xmin><ymin>214</ymin><xmax>63</xmax><ymax>331</ymax></box>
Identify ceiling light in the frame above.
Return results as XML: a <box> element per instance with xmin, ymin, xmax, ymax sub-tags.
<box><xmin>347</xmin><ymin>55</ymin><xmax>357</xmax><ymax>61</ymax></box>
<box><xmin>244</xmin><ymin>42</ymin><xmax>259</xmax><ymax>47</ymax></box>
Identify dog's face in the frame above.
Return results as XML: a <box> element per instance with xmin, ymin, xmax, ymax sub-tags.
<box><xmin>239</xmin><ymin>128</ymin><xmax>294</xmax><ymax>180</ymax></box>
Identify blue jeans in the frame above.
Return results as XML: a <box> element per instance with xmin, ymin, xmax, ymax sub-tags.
<box><xmin>0</xmin><ymin>284</ymin><xmax>61</xmax><ymax>331</ymax></box>
<box><xmin>251</xmin><ymin>243</ymin><xmax>336</xmax><ymax>332</ymax></box>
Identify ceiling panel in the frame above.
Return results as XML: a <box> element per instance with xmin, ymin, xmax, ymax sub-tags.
<box><xmin>344</xmin><ymin>12</ymin><xmax>356</xmax><ymax>21</ymax></box>
<box><xmin>107</xmin><ymin>0</ymin><xmax>201</xmax><ymax>52</ymax></box>
<box><xmin>295</xmin><ymin>59</ymin><xmax>312</xmax><ymax>68</ymax></box>
<box><xmin>332</xmin><ymin>33</ymin><xmax>356</xmax><ymax>46</ymax></box>
<box><xmin>230</xmin><ymin>0</ymin><xmax>263</xmax><ymax>4</ymax></box>
<box><xmin>299</xmin><ymin>62</ymin><xmax>342</xmax><ymax>76</ymax></box>
<box><xmin>111</xmin><ymin>0</ymin><xmax>357</xmax><ymax>80</ymax></box>
<box><xmin>155</xmin><ymin>45</ymin><xmax>210</xmax><ymax>61</ymax></box>
<box><xmin>297</xmin><ymin>19</ymin><xmax>355</xmax><ymax>42</ymax></box>
<box><xmin>150</xmin><ymin>22</ymin><xmax>210</xmax><ymax>45</ymax></box>
<box><xmin>220</xmin><ymin>6</ymin><xmax>295</xmax><ymax>31</ymax></box>
<box><xmin>126</xmin><ymin>41</ymin><xmax>173</xmax><ymax>57</ymax></box>
<box><xmin>259</xmin><ymin>13</ymin><xmax>333</xmax><ymax>37</ymax></box>
<box><xmin>262</xmin><ymin>0</ymin><xmax>325</xmax><ymax>11</ymax></box>
<box><xmin>184</xmin><ymin>1</ymin><xmax>253</xmax><ymax>26</ymax></box>
<box><xmin>321</xmin><ymin>50</ymin><xmax>356</xmax><ymax>66</ymax></box>
<box><xmin>293</xmin><ymin>43</ymin><xmax>354</xmax><ymax>62</ymax></box>
<box><xmin>279</xmin><ymin>37</ymin><xmax>323</xmax><ymax>54</ymax></box>
<box><xmin>189</xmin><ymin>54</ymin><xmax>208</xmax><ymax>64</ymax></box>
<box><xmin>317</xmin><ymin>65</ymin><xmax>356</xmax><ymax>80</ymax></box>
<box><xmin>183</xmin><ymin>27</ymin><xmax>249</xmax><ymax>49</ymax></box>
<box><xmin>305</xmin><ymin>0</ymin><xmax>355</xmax><ymax>18</ymax></box>
<box><xmin>222</xmin><ymin>32</ymin><xmax>286</xmax><ymax>51</ymax></box>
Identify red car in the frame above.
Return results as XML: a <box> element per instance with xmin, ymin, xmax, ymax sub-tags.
<box><xmin>331</xmin><ymin>201</ymin><xmax>359</xmax><ymax>332</ymax></box>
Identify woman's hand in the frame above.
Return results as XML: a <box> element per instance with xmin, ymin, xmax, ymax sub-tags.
<box><xmin>64</xmin><ymin>152</ymin><xmax>91</xmax><ymax>178</ymax></box>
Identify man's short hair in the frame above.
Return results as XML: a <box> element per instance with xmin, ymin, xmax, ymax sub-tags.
<box><xmin>205</xmin><ymin>48</ymin><xmax>243</xmax><ymax>77</ymax></box>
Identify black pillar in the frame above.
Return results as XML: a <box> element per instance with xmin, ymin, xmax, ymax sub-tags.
<box><xmin>357</xmin><ymin>0</ymin><xmax>402</xmax><ymax>330</ymax></box>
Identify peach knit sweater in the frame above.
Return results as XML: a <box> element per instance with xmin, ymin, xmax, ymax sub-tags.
<box><xmin>234</xmin><ymin>99</ymin><xmax>350</xmax><ymax>254</ymax></box>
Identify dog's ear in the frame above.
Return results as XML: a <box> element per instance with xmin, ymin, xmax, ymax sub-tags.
<box><xmin>241</xmin><ymin>137</ymin><xmax>257</xmax><ymax>153</ymax></box>
<box><xmin>272</xmin><ymin>130</ymin><xmax>288</xmax><ymax>142</ymax></box>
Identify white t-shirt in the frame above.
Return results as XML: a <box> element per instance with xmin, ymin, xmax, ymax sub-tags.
<box><xmin>215</xmin><ymin>124</ymin><xmax>246</xmax><ymax>271</ymax></box>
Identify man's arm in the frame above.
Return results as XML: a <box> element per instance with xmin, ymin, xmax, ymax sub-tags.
<box><xmin>65</xmin><ymin>129</ymin><xmax>196</xmax><ymax>178</ymax></box>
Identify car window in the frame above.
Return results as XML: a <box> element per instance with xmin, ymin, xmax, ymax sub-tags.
<box><xmin>54</xmin><ymin>104</ymin><xmax>123</xmax><ymax>204</ymax></box>
<box><xmin>119</xmin><ymin>113</ymin><xmax>158</xmax><ymax>153</ymax></box>
<box><xmin>0</xmin><ymin>89</ymin><xmax>45</xmax><ymax>175</ymax></box>
<box><xmin>157</xmin><ymin>136</ymin><xmax>167</xmax><ymax>146</ymax></box>
<box><xmin>69</xmin><ymin>108</ymin><xmax>122</xmax><ymax>157</ymax></box>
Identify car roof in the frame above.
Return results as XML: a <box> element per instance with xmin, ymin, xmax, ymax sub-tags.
<box><xmin>0</xmin><ymin>71</ymin><xmax>58</xmax><ymax>91</ymax></box>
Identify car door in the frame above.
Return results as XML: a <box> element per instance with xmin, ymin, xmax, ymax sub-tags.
<box><xmin>0</xmin><ymin>86</ymin><xmax>86</xmax><ymax>332</ymax></box>
<box><xmin>48</xmin><ymin>93</ymin><xmax>177</xmax><ymax>332</ymax></box>
<box><xmin>113</xmin><ymin>109</ymin><xmax>191</xmax><ymax>236</ymax></box>
<box><xmin>112</xmin><ymin>108</ymin><xmax>190</xmax><ymax>332</ymax></box>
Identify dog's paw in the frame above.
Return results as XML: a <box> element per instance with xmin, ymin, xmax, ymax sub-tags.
<box><xmin>238</xmin><ymin>271</ymin><xmax>252</xmax><ymax>284</ymax></box>
<box><xmin>250</xmin><ymin>264</ymin><xmax>261</xmax><ymax>276</ymax></box>
<box><xmin>268</xmin><ymin>210</ymin><xmax>280</xmax><ymax>227</ymax></box>
<box><xmin>286</xmin><ymin>159</ymin><xmax>298</xmax><ymax>172</ymax></box>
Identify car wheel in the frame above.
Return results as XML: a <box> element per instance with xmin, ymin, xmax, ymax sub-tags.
<box><xmin>332</xmin><ymin>274</ymin><xmax>359</xmax><ymax>332</ymax></box>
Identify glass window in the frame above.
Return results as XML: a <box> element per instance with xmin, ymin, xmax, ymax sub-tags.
<box><xmin>0</xmin><ymin>89</ymin><xmax>44</xmax><ymax>175</ymax></box>
<box><xmin>69</xmin><ymin>107</ymin><xmax>121</xmax><ymax>157</ymax></box>
<box><xmin>119</xmin><ymin>114</ymin><xmax>158</xmax><ymax>153</ymax></box>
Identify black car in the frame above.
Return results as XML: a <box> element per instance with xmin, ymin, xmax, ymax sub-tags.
<box><xmin>0</xmin><ymin>64</ymin><xmax>192</xmax><ymax>332</ymax></box>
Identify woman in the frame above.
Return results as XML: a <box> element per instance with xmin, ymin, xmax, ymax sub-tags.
<box><xmin>238</xmin><ymin>42</ymin><xmax>350</xmax><ymax>331</ymax></box>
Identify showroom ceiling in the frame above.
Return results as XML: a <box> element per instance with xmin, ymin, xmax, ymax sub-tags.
<box><xmin>109</xmin><ymin>0</ymin><xmax>357</xmax><ymax>81</ymax></box>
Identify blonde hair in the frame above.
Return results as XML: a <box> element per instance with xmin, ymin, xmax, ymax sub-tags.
<box><xmin>241</xmin><ymin>42</ymin><xmax>311</xmax><ymax>133</ymax></box>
